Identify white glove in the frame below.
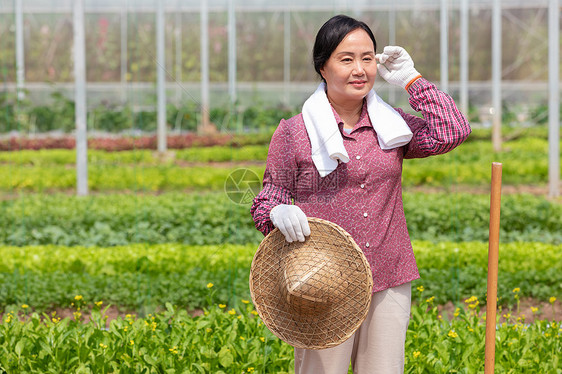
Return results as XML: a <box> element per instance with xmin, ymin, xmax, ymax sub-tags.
<box><xmin>269</xmin><ymin>204</ymin><xmax>311</xmax><ymax>243</ymax></box>
<box><xmin>376</xmin><ymin>46</ymin><xmax>421</xmax><ymax>89</ymax></box>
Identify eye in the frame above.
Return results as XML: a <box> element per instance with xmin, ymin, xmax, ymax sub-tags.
<box><xmin>363</xmin><ymin>57</ymin><xmax>373</xmax><ymax>62</ymax></box>
<box><xmin>342</xmin><ymin>58</ymin><xmax>353</xmax><ymax>63</ymax></box>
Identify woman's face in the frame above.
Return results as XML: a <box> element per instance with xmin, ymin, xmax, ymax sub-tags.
<box><xmin>320</xmin><ymin>28</ymin><xmax>377</xmax><ymax>106</ymax></box>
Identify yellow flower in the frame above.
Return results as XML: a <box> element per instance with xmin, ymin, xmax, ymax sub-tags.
<box><xmin>95</xmin><ymin>301</ymin><xmax>103</xmax><ymax>307</ymax></box>
<box><xmin>99</xmin><ymin>343</ymin><xmax>108</xmax><ymax>349</ymax></box>
<box><xmin>413</xmin><ymin>351</ymin><xmax>421</xmax><ymax>359</ymax></box>
<box><xmin>130</xmin><ymin>340</ymin><xmax>134</xmax><ymax>345</ymax></box>
<box><xmin>74</xmin><ymin>295</ymin><xmax>83</xmax><ymax>301</ymax></box>
<box><xmin>425</xmin><ymin>296</ymin><xmax>435</xmax><ymax>303</ymax></box>
<box><xmin>531</xmin><ymin>306</ymin><xmax>538</xmax><ymax>314</ymax></box>
<box><xmin>228</xmin><ymin>309</ymin><xmax>236</xmax><ymax>315</ymax></box>
<box><xmin>21</xmin><ymin>304</ymin><xmax>29</xmax><ymax>309</ymax></box>
<box><xmin>512</xmin><ymin>288</ymin><xmax>520</xmax><ymax>293</ymax></box>
<box><xmin>549</xmin><ymin>297</ymin><xmax>557</xmax><ymax>304</ymax></box>
<box><xmin>219</xmin><ymin>304</ymin><xmax>226</xmax><ymax>309</ymax></box>
<box><xmin>73</xmin><ymin>311</ymin><xmax>82</xmax><ymax>320</ymax></box>
<box><xmin>207</xmin><ymin>283</ymin><xmax>214</xmax><ymax>289</ymax></box>
<box><xmin>454</xmin><ymin>308</ymin><xmax>460</xmax><ymax>317</ymax></box>
<box><xmin>464</xmin><ymin>296</ymin><xmax>478</xmax><ymax>304</ymax></box>
<box><xmin>241</xmin><ymin>299</ymin><xmax>250</xmax><ymax>304</ymax></box>
<box><xmin>251</xmin><ymin>310</ymin><xmax>258</xmax><ymax>316</ymax></box>
<box><xmin>240</xmin><ymin>336</ymin><xmax>245</xmax><ymax>340</ymax></box>
<box><xmin>169</xmin><ymin>346</ymin><xmax>178</xmax><ymax>354</ymax></box>
<box><xmin>448</xmin><ymin>330</ymin><xmax>458</xmax><ymax>338</ymax></box>
<box><xmin>416</xmin><ymin>286</ymin><xmax>424</xmax><ymax>292</ymax></box>
<box><xmin>468</xmin><ymin>327</ymin><xmax>474</xmax><ymax>332</ymax></box>
<box><xmin>260</xmin><ymin>337</ymin><xmax>265</xmax><ymax>342</ymax></box>
<box><xmin>247</xmin><ymin>368</ymin><xmax>254</xmax><ymax>373</ymax></box>
<box><xmin>503</xmin><ymin>313</ymin><xmax>511</xmax><ymax>319</ymax></box>
<box><xmin>206</xmin><ymin>328</ymin><xmax>212</xmax><ymax>333</ymax></box>
<box><xmin>468</xmin><ymin>301</ymin><xmax>479</xmax><ymax>309</ymax></box>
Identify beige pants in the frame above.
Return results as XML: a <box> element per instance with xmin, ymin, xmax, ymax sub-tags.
<box><xmin>294</xmin><ymin>282</ymin><xmax>411</xmax><ymax>374</ymax></box>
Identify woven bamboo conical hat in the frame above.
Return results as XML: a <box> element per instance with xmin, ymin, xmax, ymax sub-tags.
<box><xmin>249</xmin><ymin>217</ymin><xmax>373</xmax><ymax>349</ymax></box>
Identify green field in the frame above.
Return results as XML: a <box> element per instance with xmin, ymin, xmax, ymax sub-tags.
<box><xmin>1</xmin><ymin>129</ymin><xmax>561</xmax><ymax>373</ymax></box>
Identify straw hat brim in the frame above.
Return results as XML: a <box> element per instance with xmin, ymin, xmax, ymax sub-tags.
<box><xmin>250</xmin><ymin>217</ymin><xmax>373</xmax><ymax>350</ymax></box>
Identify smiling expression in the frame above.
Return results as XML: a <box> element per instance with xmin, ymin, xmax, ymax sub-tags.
<box><xmin>320</xmin><ymin>28</ymin><xmax>377</xmax><ymax>107</ymax></box>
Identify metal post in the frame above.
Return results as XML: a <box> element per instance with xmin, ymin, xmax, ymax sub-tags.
<box><xmin>228</xmin><ymin>0</ymin><xmax>236</xmax><ymax>104</ymax></box>
<box><xmin>175</xmin><ymin>7</ymin><xmax>182</xmax><ymax>106</ymax></box>
<box><xmin>440</xmin><ymin>0</ymin><xmax>449</xmax><ymax>93</ymax></box>
<box><xmin>388</xmin><ymin>4</ymin><xmax>396</xmax><ymax>103</ymax></box>
<box><xmin>73</xmin><ymin>0</ymin><xmax>88</xmax><ymax>196</ymax></box>
<box><xmin>460</xmin><ymin>0</ymin><xmax>469</xmax><ymax>115</ymax></box>
<box><xmin>15</xmin><ymin>0</ymin><xmax>25</xmax><ymax>100</ymax></box>
<box><xmin>200</xmin><ymin>0</ymin><xmax>210</xmax><ymax>133</ymax></box>
<box><xmin>120</xmin><ymin>3</ymin><xmax>127</xmax><ymax>103</ymax></box>
<box><xmin>548</xmin><ymin>0</ymin><xmax>560</xmax><ymax>197</ymax></box>
<box><xmin>283</xmin><ymin>10</ymin><xmax>291</xmax><ymax>106</ymax></box>
<box><xmin>492</xmin><ymin>0</ymin><xmax>502</xmax><ymax>152</ymax></box>
<box><xmin>156</xmin><ymin>0</ymin><xmax>167</xmax><ymax>153</ymax></box>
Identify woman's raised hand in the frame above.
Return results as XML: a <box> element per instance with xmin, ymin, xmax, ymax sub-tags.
<box><xmin>375</xmin><ymin>46</ymin><xmax>421</xmax><ymax>89</ymax></box>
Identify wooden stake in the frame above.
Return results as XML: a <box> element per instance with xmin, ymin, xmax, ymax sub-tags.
<box><xmin>485</xmin><ymin>162</ymin><xmax>502</xmax><ymax>373</ymax></box>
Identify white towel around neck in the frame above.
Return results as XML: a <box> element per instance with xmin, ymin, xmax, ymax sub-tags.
<box><xmin>302</xmin><ymin>82</ymin><xmax>413</xmax><ymax>177</ymax></box>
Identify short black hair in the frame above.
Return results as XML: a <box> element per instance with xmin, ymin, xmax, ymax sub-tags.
<box><xmin>313</xmin><ymin>15</ymin><xmax>377</xmax><ymax>82</ymax></box>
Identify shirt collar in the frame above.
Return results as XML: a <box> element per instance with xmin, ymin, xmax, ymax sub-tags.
<box><xmin>331</xmin><ymin>99</ymin><xmax>372</xmax><ymax>136</ymax></box>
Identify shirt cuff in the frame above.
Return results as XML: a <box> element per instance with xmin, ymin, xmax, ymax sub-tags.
<box><xmin>406</xmin><ymin>76</ymin><xmax>429</xmax><ymax>94</ymax></box>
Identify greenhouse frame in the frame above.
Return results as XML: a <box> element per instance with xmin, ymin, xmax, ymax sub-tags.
<box><xmin>0</xmin><ymin>0</ymin><xmax>559</xmax><ymax>196</ymax></box>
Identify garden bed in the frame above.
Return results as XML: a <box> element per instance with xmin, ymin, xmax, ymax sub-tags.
<box><xmin>0</xmin><ymin>296</ymin><xmax>559</xmax><ymax>373</ymax></box>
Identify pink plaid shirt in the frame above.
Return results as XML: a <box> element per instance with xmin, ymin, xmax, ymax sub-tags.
<box><xmin>251</xmin><ymin>78</ymin><xmax>471</xmax><ymax>292</ymax></box>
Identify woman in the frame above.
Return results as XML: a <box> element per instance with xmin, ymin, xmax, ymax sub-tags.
<box><xmin>251</xmin><ymin>14</ymin><xmax>471</xmax><ymax>373</ymax></box>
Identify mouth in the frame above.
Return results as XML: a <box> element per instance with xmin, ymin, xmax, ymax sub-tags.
<box><xmin>349</xmin><ymin>80</ymin><xmax>367</xmax><ymax>87</ymax></box>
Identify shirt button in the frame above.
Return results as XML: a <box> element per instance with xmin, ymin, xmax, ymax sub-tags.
<box><xmin>366</xmin><ymin>242</ymin><xmax>370</xmax><ymax>248</ymax></box>
<box><xmin>356</xmin><ymin>155</ymin><xmax>361</xmax><ymax>160</ymax></box>
<box><xmin>360</xmin><ymin>184</ymin><xmax>365</xmax><ymax>189</ymax></box>
<box><xmin>363</xmin><ymin>212</ymin><xmax>368</xmax><ymax>218</ymax></box>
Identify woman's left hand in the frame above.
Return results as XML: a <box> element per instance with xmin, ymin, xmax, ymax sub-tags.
<box><xmin>376</xmin><ymin>46</ymin><xmax>421</xmax><ymax>89</ymax></box>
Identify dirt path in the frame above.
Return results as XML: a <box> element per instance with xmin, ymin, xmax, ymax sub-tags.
<box><xmin>5</xmin><ymin>298</ymin><xmax>560</xmax><ymax>328</ymax></box>
<box><xmin>437</xmin><ymin>297</ymin><xmax>561</xmax><ymax>324</ymax></box>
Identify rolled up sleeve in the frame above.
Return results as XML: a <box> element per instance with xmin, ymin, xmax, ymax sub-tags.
<box><xmin>399</xmin><ymin>78</ymin><xmax>472</xmax><ymax>159</ymax></box>
<box><xmin>250</xmin><ymin>119</ymin><xmax>297</xmax><ymax>236</ymax></box>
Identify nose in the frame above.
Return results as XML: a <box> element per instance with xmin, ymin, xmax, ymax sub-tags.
<box><xmin>352</xmin><ymin>61</ymin><xmax>365</xmax><ymax>76</ymax></box>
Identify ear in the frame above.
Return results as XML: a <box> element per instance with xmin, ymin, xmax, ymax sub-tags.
<box><xmin>319</xmin><ymin>67</ymin><xmax>326</xmax><ymax>81</ymax></box>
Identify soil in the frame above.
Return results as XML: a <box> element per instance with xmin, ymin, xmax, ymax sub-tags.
<box><xmin>4</xmin><ymin>299</ymin><xmax>560</xmax><ymax>327</ymax></box>
<box><xmin>404</xmin><ymin>184</ymin><xmax>562</xmax><ymax>201</ymax></box>
<box><xmin>436</xmin><ymin>297</ymin><xmax>562</xmax><ymax>324</ymax></box>
<box><xmin>3</xmin><ymin>181</ymin><xmax>560</xmax><ymax>202</ymax></box>
<box><xmin>3</xmin><ymin>305</ymin><xmax>206</xmax><ymax>328</ymax></box>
